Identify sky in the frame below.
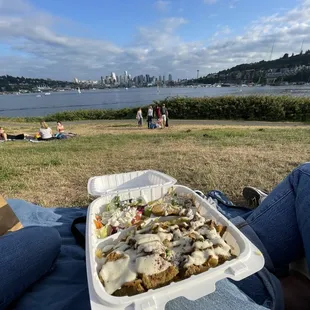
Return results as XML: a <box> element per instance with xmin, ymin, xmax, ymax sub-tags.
<box><xmin>0</xmin><ymin>0</ymin><xmax>308</xmax><ymax>81</ymax></box>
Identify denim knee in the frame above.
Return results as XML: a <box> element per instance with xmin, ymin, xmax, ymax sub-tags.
<box><xmin>20</xmin><ymin>226</ymin><xmax>61</xmax><ymax>258</ymax></box>
<box><xmin>296</xmin><ymin>162</ymin><xmax>310</xmax><ymax>174</ymax></box>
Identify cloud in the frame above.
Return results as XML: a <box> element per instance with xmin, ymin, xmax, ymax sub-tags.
<box><xmin>212</xmin><ymin>25</ymin><xmax>232</xmax><ymax>38</ymax></box>
<box><xmin>203</xmin><ymin>0</ymin><xmax>218</xmax><ymax>5</ymax></box>
<box><xmin>154</xmin><ymin>0</ymin><xmax>170</xmax><ymax>12</ymax></box>
<box><xmin>229</xmin><ymin>0</ymin><xmax>239</xmax><ymax>9</ymax></box>
<box><xmin>1</xmin><ymin>0</ymin><xmax>310</xmax><ymax>80</ymax></box>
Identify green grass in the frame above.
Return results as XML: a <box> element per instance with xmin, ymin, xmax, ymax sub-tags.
<box><xmin>0</xmin><ymin>122</ymin><xmax>309</xmax><ymax>207</ymax></box>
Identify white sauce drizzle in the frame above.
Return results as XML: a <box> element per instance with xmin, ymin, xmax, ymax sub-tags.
<box><xmin>99</xmin><ymin>255</ymin><xmax>136</xmax><ymax>294</ymax></box>
<box><xmin>136</xmin><ymin>254</ymin><xmax>171</xmax><ymax>275</ymax></box>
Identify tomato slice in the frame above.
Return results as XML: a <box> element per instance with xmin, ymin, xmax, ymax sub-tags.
<box><xmin>93</xmin><ymin>219</ymin><xmax>103</xmax><ymax>229</ymax></box>
<box><xmin>131</xmin><ymin>211</ymin><xmax>143</xmax><ymax>225</ymax></box>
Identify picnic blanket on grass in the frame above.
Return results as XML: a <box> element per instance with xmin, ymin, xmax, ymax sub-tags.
<box><xmin>8</xmin><ymin>199</ymin><xmax>90</xmax><ymax>310</ymax></box>
<box><xmin>7</xmin><ymin>199</ymin><xmax>268</xmax><ymax>310</ymax></box>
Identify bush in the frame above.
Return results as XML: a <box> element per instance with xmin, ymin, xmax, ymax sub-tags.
<box><xmin>158</xmin><ymin>95</ymin><xmax>310</xmax><ymax>121</ymax></box>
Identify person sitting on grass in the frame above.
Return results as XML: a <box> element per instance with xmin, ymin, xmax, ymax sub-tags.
<box><xmin>56</xmin><ymin>121</ymin><xmax>65</xmax><ymax>134</ymax></box>
<box><xmin>38</xmin><ymin>121</ymin><xmax>54</xmax><ymax>141</ymax></box>
<box><xmin>156</xmin><ymin>117</ymin><xmax>163</xmax><ymax>128</ymax></box>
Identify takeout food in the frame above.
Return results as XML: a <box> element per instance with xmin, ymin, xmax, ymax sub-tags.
<box><xmin>95</xmin><ymin>190</ymin><xmax>236</xmax><ymax>297</ymax></box>
<box><xmin>93</xmin><ymin>196</ymin><xmax>148</xmax><ymax>239</ymax></box>
<box><xmin>93</xmin><ymin>188</ymin><xmax>199</xmax><ymax>239</ymax></box>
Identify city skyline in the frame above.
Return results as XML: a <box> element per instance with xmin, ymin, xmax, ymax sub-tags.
<box><xmin>75</xmin><ymin>71</ymin><xmax>175</xmax><ymax>86</ymax></box>
<box><xmin>0</xmin><ymin>0</ymin><xmax>308</xmax><ymax>80</ymax></box>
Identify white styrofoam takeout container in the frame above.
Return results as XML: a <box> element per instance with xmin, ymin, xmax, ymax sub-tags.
<box><xmin>86</xmin><ymin>172</ymin><xmax>265</xmax><ymax>310</ymax></box>
<box><xmin>87</xmin><ymin>170</ymin><xmax>177</xmax><ymax>197</ymax></box>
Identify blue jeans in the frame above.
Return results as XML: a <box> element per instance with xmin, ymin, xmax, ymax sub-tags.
<box><xmin>208</xmin><ymin>163</ymin><xmax>310</xmax><ymax>269</ymax></box>
<box><xmin>242</xmin><ymin>163</ymin><xmax>310</xmax><ymax>268</ymax></box>
<box><xmin>0</xmin><ymin>227</ymin><xmax>61</xmax><ymax>310</ymax></box>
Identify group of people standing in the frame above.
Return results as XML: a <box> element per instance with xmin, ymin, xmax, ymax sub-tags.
<box><xmin>136</xmin><ymin>104</ymin><xmax>169</xmax><ymax>129</ymax></box>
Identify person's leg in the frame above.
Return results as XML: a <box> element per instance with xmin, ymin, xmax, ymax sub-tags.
<box><xmin>166</xmin><ymin>279</ymin><xmax>269</xmax><ymax>310</ymax></box>
<box><xmin>242</xmin><ymin>163</ymin><xmax>310</xmax><ymax>269</ymax></box>
<box><xmin>6</xmin><ymin>134</ymin><xmax>25</xmax><ymax>140</ymax></box>
<box><xmin>0</xmin><ymin>226</ymin><xmax>61</xmax><ymax>309</ymax></box>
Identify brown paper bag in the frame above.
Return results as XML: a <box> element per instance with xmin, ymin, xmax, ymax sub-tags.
<box><xmin>0</xmin><ymin>195</ymin><xmax>23</xmax><ymax>236</ymax></box>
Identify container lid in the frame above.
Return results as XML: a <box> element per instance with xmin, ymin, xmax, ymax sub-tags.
<box><xmin>87</xmin><ymin>170</ymin><xmax>177</xmax><ymax>197</ymax></box>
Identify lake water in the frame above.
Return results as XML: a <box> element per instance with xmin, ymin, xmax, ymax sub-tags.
<box><xmin>1</xmin><ymin>85</ymin><xmax>310</xmax><ymax>117</ymax></box>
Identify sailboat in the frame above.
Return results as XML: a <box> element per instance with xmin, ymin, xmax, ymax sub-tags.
<box><xmin>77</xmin><ymin>87</ymin><xmax>81</xmax><ymax>94</ymax></box>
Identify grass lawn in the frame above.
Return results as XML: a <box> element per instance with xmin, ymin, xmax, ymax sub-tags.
<box><xmin>1</xmin><ymin>120</ymin><xmax>310</xmax><ymax>207</ymax></box>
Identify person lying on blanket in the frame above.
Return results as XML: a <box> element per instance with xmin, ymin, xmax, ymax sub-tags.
<box><xmin>0</xmin><ymin>127</ymin><xmax>25</xmax><ymax>141</ymax></box>
<box><xmin>0</xmin><ymin>127</ymin><xmax>7</xmax><ymax>141</ymax></box>
<box><xmin>1</xmin><ymin>163</ymin><xmax>310</xmax><ymax>310</ymax></box>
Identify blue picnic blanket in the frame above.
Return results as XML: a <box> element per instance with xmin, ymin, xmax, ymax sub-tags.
<box><xmin>8</xmin><ymin>199</ymin><xmax>90</xmax><ymax>310</ymax></box>
<box><xmin>8</xmin><ymin>199</ymin><xmax>269</xmax><ymax>310</ymax></box>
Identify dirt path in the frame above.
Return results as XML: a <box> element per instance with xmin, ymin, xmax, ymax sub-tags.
<box><xmin>1</xmin><ymin>119</ymin><xmax>309</xmax><ymax>128</ymax></box>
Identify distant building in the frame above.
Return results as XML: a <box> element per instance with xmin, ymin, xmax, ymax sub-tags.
<box><xmin>138</xmin><ymin>75</ymin><xmax>144</xmax><ymax>84</ymax></box>
<box><xmin>124</xmin><ymin>71</ymin><xmax>128</xmax><ymax>83</ymax></box>
<box><xmin>111</xmin><ymin>72</ymin><xmax>117</xmax><ymax>82</ymax></box>
<box><xmin>168</xmin><ymin>74</ymin><xmax>172</xmax><ymax>81</ymax></box>
<box><xmin>163</xmin><ymin>75</ymin><xmax>166</xmax><ymax>83</ymax></box>
<box><xmin>159</xmin><ymin>75</ymin><xmax>162</xmax><ymax>82</ymax></box>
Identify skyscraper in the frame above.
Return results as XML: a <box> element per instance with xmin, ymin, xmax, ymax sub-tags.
<box><xmin>124</xmin><ymin>71</ymin><xmax>128</xmax><ymax>83</ymax></box>
<box><xmin>168</xmin><ymin>74</ymin><xmax>172</xmax><ymax>81</ymax></box>
<box><xmin>159</xmin><ymin>75</ymin><xmax>162</xmax><ymax>82</ymax></box>
<box><xmin>163</xmin><ymin>75</ymin><xmax>166</xmax><ymax>83</ymax></box>
<box><xmin>111</xmin><ymin>72</ymin><xmax>117</xmax><ymax>82</ymax></box>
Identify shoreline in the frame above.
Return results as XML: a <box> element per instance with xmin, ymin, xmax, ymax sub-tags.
<box><xmin>1</xmin><ymin>94</ymin><xmax>310</xmax><ymax>122</ymax></box>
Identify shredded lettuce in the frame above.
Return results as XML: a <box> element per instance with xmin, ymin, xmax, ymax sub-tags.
<box><xmin>143</xmin><ymin>206</ymin><xmax>152</xmax><ymax>217</ymax></box>
<box><xmin>106</xmin><ymin>196</ymin><xmax>121</xmax><ymax>211</ymax></box>
<box><xmin>97</xmin><ymin>226</ymin><xmax>108</xmax><ymax>239</ymax></box>
<box><xmin>165</xmin><ymin>249</ymin><xmax>172</xmax><ymax>258</ymax></box>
